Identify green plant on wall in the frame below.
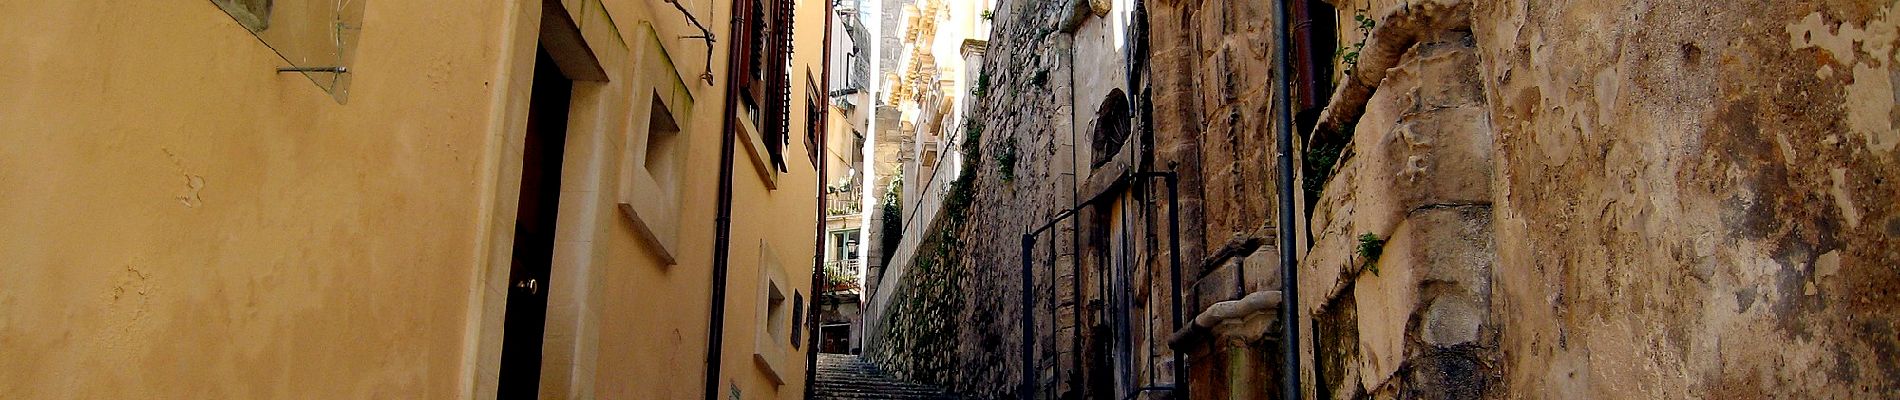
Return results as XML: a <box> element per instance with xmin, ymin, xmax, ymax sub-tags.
<box><xmin>1339</xmin><ymin>11</ymin><xmax>1375</xmax><ymax>73</ymax></box>
<box><xmin>1357</xmin><ymin>232</ymin><xmax>1385</xmax><ymax>276</ymax></box>
<box><xmin>963</xmin><ymin>117</ymin><xmax>983</xmax><ymax>154</ymax></box>
<box><xmin>878</xmin><ymin>177</ymin><xmax>904</xmax><ymax>264</ymax></box>
<box><xmin>994</xmin><ymin>137</ymin><xmax>1018</xmax><ymax>182</ymax></box>
<box><xmin>1304</xmin><ymin>125</ymin><xmax>1349</xmax><ymax>200</ymax></box>
<box><xmin>981</xmin><ymin>9</ymin><xmax>993</xmax><ymax>20</ymax></box>
<box><xmin>971</xmin><ymin>70</ymin><xmax>990</xmax><ymax>98</ymax></box>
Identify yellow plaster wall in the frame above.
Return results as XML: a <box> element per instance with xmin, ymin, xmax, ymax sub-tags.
<box><xmin>590</xmin><ymin>0</ymin><xmax>826</xmax><ymax>398</ymax></box>
<box><xmin>715</xmin><ymin>0</ymin><xmax>832</xmax><ymax>395</ymax></box>
<box><xmin>0</xmin><ymin>0</ymin><xmax>515</xmax><ymax>398</ymax></box>
<box><xmin>0</xmin><ymin>0</ymin><xmax>827</xmax><ymax>398</ymax></box>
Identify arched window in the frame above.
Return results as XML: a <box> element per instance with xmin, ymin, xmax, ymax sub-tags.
<box><xmin>1091</xmin><ymin>90</ymin><xmax>1132</xmax><ymax>167</ymax></box>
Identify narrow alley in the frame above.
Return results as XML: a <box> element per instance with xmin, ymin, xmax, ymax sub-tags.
<box><xmin>2</xmin><ymin>0</ymin><xmax>1898</xmax><ymax>399</ymax></box>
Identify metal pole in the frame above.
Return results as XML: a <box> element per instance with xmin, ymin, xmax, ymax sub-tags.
<box><xmin>1048</xmin><ymin>223</ymin><xmax>1059</xmax><ymax>400</ymax></box>
<box><xmin>1164</xmin><ymin>173</ymin><xmax>1187</xmax><ymax>399</ymax></box>
<box><xmin>1022</xmin><ymin>233</ymin><xmax>1038</xmax><ymax>400</ymax></box>
<box><xmin>1270</xmin><ymin>0</ymin><xmax>1303</xmax><ymax>397</ymax></box>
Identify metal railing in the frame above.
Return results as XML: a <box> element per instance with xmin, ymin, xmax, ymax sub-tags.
<box><xmin>1018</xmin><ymin>171</ymin><xmax>1186</xmax><ymax>400</ymax></box>
<box><xmin>827</xmin><ymin>189</ymin><xmax>863</xmax><ymax>217</ymax></box>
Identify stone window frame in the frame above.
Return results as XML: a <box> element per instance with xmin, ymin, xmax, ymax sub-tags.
<box><xmin>618</xmin><ymin>26</ymin><xmax>696</xmax><ymax>265</ymax></box>
<box><xmin>752</xmin><ymin>242</ymin><xmax>794</xmax><ymax>385</ymax></box>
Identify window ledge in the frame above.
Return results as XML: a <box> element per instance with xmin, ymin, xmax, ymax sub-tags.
<box><xmin>736</xmin><ymin>115</ymin><xmax>780</xmax><ymax>189</ymax></box>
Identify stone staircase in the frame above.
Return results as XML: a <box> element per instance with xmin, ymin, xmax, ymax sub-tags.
<box><xmin>812</xmin><ymin>354</ymin><xmax>957</xmax><ymax>400</ymax></box>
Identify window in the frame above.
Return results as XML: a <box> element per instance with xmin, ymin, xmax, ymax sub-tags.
<box><xmin>831</xmin><ymin>230</ymin><xmax>861</xmax><ymax>263</ymax></box>
<box><xmin>619</xmin><ymin>26</ymin><xmax>698</xmax><ymax>265</ymax></box>
<box><xmin>751</xmin><ymin>242</ymin><xmax>792</xmax><ymax>384</ymax></box>
<box><xmin>645</xmin><ymin>95</ymin><xmax>684</xmax><ymax>199</ymax></box>
<box><xmin>790</xmin><ymin>293</ymin><xmax>805</xmax><ymax>348</ymax></box>
<box><xmin>806</xmin><ymin>78</ymin><xmax>825</xmax><ymax>168</ymax></box>
<box><xmin>765</xmin><ymin>280</ymin><xmax>787</xmax><ymax>340</ymax></box>
<box><xmin>1091</xmin><ymin>90</ymin><xmax>1131</xmax><ymax>167</ymax></box>
<box><xmin>731</xmin><ymin>0</ymin><xmax>796</xmax><ymax>174</ymax></box>
<box><xmin>621</xmin><ymin>90</ymin><xmax>690</xmax><ymax>264</ymax></box>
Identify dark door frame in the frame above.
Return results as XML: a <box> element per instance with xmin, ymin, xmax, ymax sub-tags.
<box><xmin>496</xmin><ymin>47</ymin><xmax>575</xmax><ymax>399</ymax></box>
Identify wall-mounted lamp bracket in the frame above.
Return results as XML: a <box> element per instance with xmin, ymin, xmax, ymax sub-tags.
<box><xmin>277</xmin><ymin>66</ymin><xmax>350</xmax><ymax>73</ymax></box>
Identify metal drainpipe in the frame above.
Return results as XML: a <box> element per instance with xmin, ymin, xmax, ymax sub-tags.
<box><xmin>703</xmin><ymin>0</ymin><xmax>748</xmax><ymax>397</ymax></box>
<box><xmin>1269</xmin><ymin>0</ymin><xmax>1303</xmax><ymax>397</ymax></box>
<box><xmin>803</xmin><ymin>1</ymin><xmax>838</xmax><ymax>398</ymax></box>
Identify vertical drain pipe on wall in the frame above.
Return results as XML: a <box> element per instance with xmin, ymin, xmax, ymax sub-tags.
<box><xmin>803</xmin><ymin>0</ymin><xmax>837</xmax><ymax>397</ymax></box>
<box><xmin>704</xmin><ymin>0</ymin><xmax>746</xmax><ymax>397</ymax></box>
<box><xmin>1268</xmin><ymin>0</ymin><xmax>1302</xmax><ymax>397</ymax></box>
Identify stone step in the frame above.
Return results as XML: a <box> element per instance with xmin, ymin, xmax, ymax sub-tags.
<box><xmin>812</xmin><ymin>382</ymin><xmax>945</xmax><ymax>393</ymax></box>
<box><xmin>811</xmin><ymin>354</ymin><xmax>957</xmax><ymax>399</ymax></box>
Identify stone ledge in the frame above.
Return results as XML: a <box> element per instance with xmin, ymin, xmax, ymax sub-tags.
<box><xmin>1168</xmin><ymin>290</ymin><xmax>1283</xmax><ymax>349</ymax></box>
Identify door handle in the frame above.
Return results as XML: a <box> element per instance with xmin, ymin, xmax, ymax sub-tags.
<box><xmin>516</xmin><ymin>279</ymin><xmax>540</xmax><ymax>294</ymax></box>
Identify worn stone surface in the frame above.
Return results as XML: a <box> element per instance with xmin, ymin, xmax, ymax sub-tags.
<box><xmin>864</xmin><ymin>0</ymin><xmax>1081</xmax><ymax>397</ymax></box>
<box><xmin>1472</xmin><ymin>1</ymin><xmax>1900</xmax><ymax>397</ymax></box>
<box><xmin>873</xmin><ymin>0</ymin><xmax>1900</xmax><ymax>399</ymax></box>
<box><xmin>1300</xmin><ymin>0</ymin><xmax>1900</xmax><ymax>398</ymax></box>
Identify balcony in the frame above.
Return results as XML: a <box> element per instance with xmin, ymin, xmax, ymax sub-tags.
<box><xmin>828</xmin><ymin>194</ymin><xmax>866</xmax><ymax>217</ymax></box>
<box><xmin>824</xmin><ymin>259</ymin><xmax>862</xmax><ymax>293</ymax></box>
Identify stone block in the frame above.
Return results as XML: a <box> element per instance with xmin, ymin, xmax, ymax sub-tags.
<box><xmin>1198</xmin><ymin>47</ymin><xmax>1238</xmax><ymax>120</ymax></box>
<box><xmin>1194</xmin><ymin>0</ymin><xmax>1227</xmax><ymax>58</ymax></box>
<box><xmin>1222</xmin><ymin>35</ymin><xmax>1274</xmax><ymax>98</ymax></box>
<box><xmin>1241</xmin><ymin>245</ymin><xmax>1281</xmax><ymax>293</ymax></box>
<box><xmin>1190</xmin><ymin>258</ymin><xmax>1245</xmax><ymax>313</ymax></box>
<box><xmin>1235</xmin><ymin>87</ymin><xmax>1277</xmax><ymax>225</ymax></box>
<box><xmin>1342</xmin><ymin>39</ymin><xmax>1492</xmax><ymax>237</ymax></box>
<box><xmin>1350</xmin><ymin>206</ymin><xmax>1493</xmax><ymax>390</ymax></box>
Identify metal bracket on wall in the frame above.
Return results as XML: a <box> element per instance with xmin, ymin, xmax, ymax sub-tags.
<box><xmin>663</xmin><ymin>0</ymin><xmax>718</xmax><ymax>84</ymax></box>
<box><xmin>277</xmin><ymin>66</ymin><xmax>349</xmax><ymax>74</ymax></box>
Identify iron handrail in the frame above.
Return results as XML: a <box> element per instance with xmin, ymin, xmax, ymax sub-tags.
<box><xmin>1018</xmin><ymin>171</ymin><xmax>1185</xmax><ymax>400</ymax></box>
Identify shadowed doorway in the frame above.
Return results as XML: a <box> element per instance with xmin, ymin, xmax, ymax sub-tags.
<box><xmin>497</xmin><ymin>47</ymin><xmax>573</xmax><ymax>399</ymax></box>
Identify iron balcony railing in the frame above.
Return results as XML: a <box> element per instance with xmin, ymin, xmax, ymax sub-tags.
<box><xmin>823</xmin><ymin>259</ymin><xmax>862</xmax><ymax>292</ymax></box>
<box><xmin>827</xmin><ymin>189</ymin><xmax>863</xmax><ymax>217</ymax></box>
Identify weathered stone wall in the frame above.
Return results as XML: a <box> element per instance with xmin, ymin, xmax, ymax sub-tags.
<box><xmin>1475</xmin><ymin>1</ymin><xmax>1900</xmax><ymax>397</ymax></box>
<box><xmin>1145</xmin><ymin>0</ymin><xmax>1300</xmax><ymax>395</ymax></box>
<box><xmin>1299</xmin><ymin>0</ymin><xmax>1900</xmax><ymax>398</ymax></box>
<box><xmin>1149</xmin><ymin>0</ymin><xmax>1286</xmax><ymax>267</ymax></box>
<box><xmin>864</xmin><ymin>0</ymin><xmax>1082</xmax><ymax>397</ymax></box>
<box><xmin>1300</xmin><ymin>26</ymin><xmax>1499</xmax><ymax>399</ymax></box>
<box><xmin>874</xmin><ymin>0</ymin><xmax>1900</xmax><ymax>398</ymax></box>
